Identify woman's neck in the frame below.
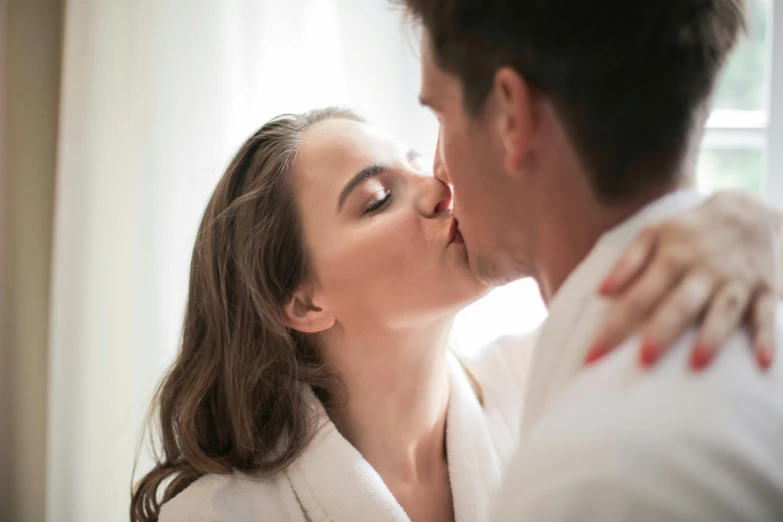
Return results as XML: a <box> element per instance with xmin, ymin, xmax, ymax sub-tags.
<box><xmin>318</xmin><ymin>319</ymin><xmax>453</xmax><ymax>482</ymax></box>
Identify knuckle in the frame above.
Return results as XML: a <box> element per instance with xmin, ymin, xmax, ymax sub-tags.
<box><xmin>652</xmin><ymin>310</ymin><xmax>679</xmax><ymax>336</ymax></box>
<box><xmin>702</xmin><ymin>317</ymin><xmax>730</xmax><ymax>345</ymax></box>
<box><xmin>758</xmin><ymin>291</ymin><xmax>777</xmax><ymax>313</ymax></box>
<box><xmin>667</xmin><ymin>296</ymin><xmax>700</xmax><ymax>325</ymax></box>
<box><xmin>751</xmin><ymin>292</ymin><xmax>777</xmax><ymax>327</ymax></box>
<box><xmin>612</xmin><ymin>257</ymin><xmax>633</xmax><ymax>277</ymax></box>
<box><xmin>725</xmin><ymin>295</ymin><xmax>740</xmax><ymax>313</ymax></box>
<box><xmin>671</xmin><ymin>296</ymin><xmax>695</xmax><ymax>317</ymax></box>
<box><xmin>722</xmin><ymin>289</ymin><xmax>743</xmax><ymax>314</ymax></box>
<box><xmin>685</xmin><ymin>272</ymin><xmax>715</xmax><ymax>300</ymax></box>
<box><xmin>638</xmin><ymin>225</ymin><xmax>660</xmax><ymax>242</ymax></box>
<box><xmin>624</xmin><ymin>294</ymin><xmax>649</xmax><ymax>318</ymax></box>
<box><xmin>697</xmin><ymin>324</ymin><xmax>719</xmax><ymax>347</ymax></box>
<box><xmin>721</xmin><ymin>283</ymin><xmax>750</xmax><ymax>314</ymax></box>
<box><xmin>660</xmin><ymin>247</ymin><xmax>690</xmax><ymax>270</ymax></box>
<box><xmin>600</xmin><ymin>320</ymin><xmax>627</xmax><ymax>344</ymax></box>
<box><xmin>697</xmin><ymin>327</ymin><xmax>718</xmax><ymax>347</ymax></box>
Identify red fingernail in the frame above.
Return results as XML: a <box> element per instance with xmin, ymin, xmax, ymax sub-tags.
<box><xmin>585</xmin><ymin>345</ymin><xmax>608</xmax><ymax>365</ymax></box>
<box><xmin>598</xmin><ymin>278</ymin><xmax>614</xmax><ymax>296</ymax></box>
<box><xmin>639</xmin><ymin>341</ymin><xmax>659</xmax><ymax>367</ymax></box>
<box><xmin>757</xmin><ymin>347</ymin><xmax>774</xmax><ymax>371</ymax></box>
<box><xmin>690</xmin><ymin>345</ymin><xmax>714</xmax><ymax>371</ymax></box>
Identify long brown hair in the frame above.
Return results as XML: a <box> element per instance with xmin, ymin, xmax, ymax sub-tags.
<box><xmin>131</xmin><ymin>107</ymin><xmax>363</xmax><ymax>522</ymax></box>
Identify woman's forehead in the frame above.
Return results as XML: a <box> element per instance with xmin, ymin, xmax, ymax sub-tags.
<box><xmin>296</xmin><ymin>119</ymin><xmax>407</xmax><ymax>187</ymax></box>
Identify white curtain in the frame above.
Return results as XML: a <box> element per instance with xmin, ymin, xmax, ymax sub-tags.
<box><xmin>47</xmin><ymin>1</ymin><xmax>544</xmax><ymax>520</ymax></box>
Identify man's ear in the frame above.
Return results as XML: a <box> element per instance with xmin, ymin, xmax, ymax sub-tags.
<box><xmin>493</xmin><ymin>67</ymin><xmax>536</xmax><ymax>174</ymax></box>
<box><xmin>282</xmin><ymin>288</ymin><xmax>335</xmax><ymax>334</ymax></box>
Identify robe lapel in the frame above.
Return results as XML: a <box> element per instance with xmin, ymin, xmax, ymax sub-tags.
<box><xmin>286</xmin><ymin>394</ymin><xmax>411</xmax><ymax>522</ymax></box>
<box><xmin>286</xmin><ymin>354</ymin><xmax>502</xmax><ymax>522</ymax></box>
<box><xmin>446</xmin><ymin>355</ymin><xmax>504</xmax><ymax>522</ymax></box>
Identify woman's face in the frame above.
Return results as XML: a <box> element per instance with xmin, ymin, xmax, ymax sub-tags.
<box><xmin>293</xmin><ymin>118</ymin><xmax>487</xmax><ymax>331</ymax></box>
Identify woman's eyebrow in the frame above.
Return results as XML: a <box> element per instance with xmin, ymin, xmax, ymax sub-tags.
<box><xmin>337</xmin><ymin>163</ymin><xmax>389</xmax><ymax>211</ymax></box>
<box><xmin>337</xmin><ymin>149</ymin><xmax>421</xmax><ymax>211</ymax></box>
<box><xmin>407</xmin><ymin>149</ymin><xmax>423</xmax><ymax>163</ymax></box>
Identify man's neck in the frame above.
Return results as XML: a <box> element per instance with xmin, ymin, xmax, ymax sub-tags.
<box><xmin>525</xmin><ymin>100</ymin><xmax>705</xmax><ymax>304</ymax></box>
<box><xmin>535</xmin><ymin>183</ymin><xmax>681</xmax><ymax>304</ymax></box>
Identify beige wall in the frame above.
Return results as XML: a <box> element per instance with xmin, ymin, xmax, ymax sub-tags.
<box><xmin>0</xmin><ymin>1</ymin><xmax>63</xmax><ymax>521</ymax></box>
<box><xmin>0</xmin><ymin>0</ymin><xmax>8</xmax><ymax>514</ymax></box>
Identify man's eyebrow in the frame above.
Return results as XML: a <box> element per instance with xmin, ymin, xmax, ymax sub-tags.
<box><xmin>337</xmin><ymin>164</ymin><xmax>389</xmax><ymax>211</ymax></box>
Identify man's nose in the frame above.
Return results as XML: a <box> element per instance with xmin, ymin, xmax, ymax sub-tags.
<box><xmin>420</xmin><ymin>177</ymin><xmax>454</xmax><ymax>217</ymax></box>
<box><xmin>433</xmin><ymin>130</ymin><xmax>450</xmax><ymax>184</ymax></box>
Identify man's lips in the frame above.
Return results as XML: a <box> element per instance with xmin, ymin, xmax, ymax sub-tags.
<box><xmin>448</xmin><ymin>218</ymin><xmax>464</xmax><ymax>245</ymax></box>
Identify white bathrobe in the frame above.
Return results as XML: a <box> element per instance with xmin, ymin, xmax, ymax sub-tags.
<box><xmin>494</xmin><ymin>191</ymin><xmax>783</xmax><ymax>521</ymax></box>
<box><xmin>160</xmin><ymin>336</ymin><xmax>534</xmax><ymax>522</ymax></box>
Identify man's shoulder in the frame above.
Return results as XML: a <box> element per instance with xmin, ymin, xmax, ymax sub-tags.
<box><xmin>159</xmin><ymin>470</ymin><xmax>300</xmax><ymax>522</ymax></box>
<box><xmin>540</xmin><ymin>322</ymin><xmax>783</xmax><ymax>439</ymax></box>
<box><xmin>506</xmin><ymin>324</ymin><xmax>783</xmax><ymax>520</ymax></box>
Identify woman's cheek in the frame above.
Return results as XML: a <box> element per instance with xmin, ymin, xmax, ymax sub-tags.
<box><xmin>358</xmin><ymin>217</ymin><xmax>422</xmax><ymax>273</ymax></box>
<box><xmin>314</xmin><ymin>212</ymin><xmax>425</xmax><ymax>288</ymax></box>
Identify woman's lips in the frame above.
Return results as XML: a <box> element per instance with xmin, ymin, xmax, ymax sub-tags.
<box><xmin>448</xmin><ymin>218</ymin><xmax>464</xmax><ymax>245</ymax></box>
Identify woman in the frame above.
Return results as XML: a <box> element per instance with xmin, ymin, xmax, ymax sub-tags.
<box><xmin>131</xmin><ymin>107</ymin><xmax>782</xmax><ymax>522</ymax></box>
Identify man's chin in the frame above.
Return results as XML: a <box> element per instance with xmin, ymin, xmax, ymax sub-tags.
<box><xmin>470</xmin><ymin>251</ymin><xmax>530</xmax><ymax>287</ymax></box>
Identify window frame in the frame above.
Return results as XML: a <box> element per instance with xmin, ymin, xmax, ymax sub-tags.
<box><xmin>767</xmin><ymin>1</ymin><xmax>783</xmax><ymax>204</ymax></box>
<box><xmin>701</xmin><ymin>2</ymin><xmax>781</xmax><ymax>201</ymax></box>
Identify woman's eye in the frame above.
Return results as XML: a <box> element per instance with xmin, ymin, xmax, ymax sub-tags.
<box><xmin>365</xmin><ymin>190</ymin><xmax>392</xmax><ymax>214</ymax></box>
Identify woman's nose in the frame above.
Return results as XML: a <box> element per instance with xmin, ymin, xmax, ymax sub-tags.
<box><xmin>419</xmin><ymin>177</ymin><xmax>453</xmax><ymax>217</ymax></box>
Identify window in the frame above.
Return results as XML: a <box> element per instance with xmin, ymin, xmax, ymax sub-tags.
<box><xmin>698</xmin><ymin>0</ymin><xmax>779</xmax><ymax>197</ymax></box>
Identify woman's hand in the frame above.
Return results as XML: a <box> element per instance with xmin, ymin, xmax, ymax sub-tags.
<box><xmin>587</xmin><ymin>190</ymin><xmax>782</xmax><ymax>371</ymax></box>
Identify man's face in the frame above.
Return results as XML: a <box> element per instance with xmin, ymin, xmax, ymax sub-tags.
<box><xmin>419</xmin><ymin>33</ymin><xmax>536</xmax><ymax>286</ymax></box>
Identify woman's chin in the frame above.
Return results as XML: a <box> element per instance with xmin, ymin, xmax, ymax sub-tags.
<box><xmin>448</xmin><ymin>242</ymin><xmax>499</xmax><ymax>291</ymax></box>
<box><xmin>445</xmin><ymin>280</ymin><xmax>492</xmax><ymax>313</ymax></box>
<box><xmin>442</xmin><ymin>255</ymin><xmax>493</xmax><ymax>306</ymax></box>
<box><xmin>464</xmin><ymin>284</ymin><xmax>493</xmax><ymax>308</ymax></box>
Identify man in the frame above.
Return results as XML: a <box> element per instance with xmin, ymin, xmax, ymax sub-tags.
<box><xmin>400</xmin><ymin>0</ymin><xmax>783</xmax><ymax>520</ymax></box>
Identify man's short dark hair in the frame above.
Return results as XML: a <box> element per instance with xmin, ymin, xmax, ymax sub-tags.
<box><xmin>399</xmin><ymin>0</ymin><xmax>746</xmax><ymax>202</ymax></box>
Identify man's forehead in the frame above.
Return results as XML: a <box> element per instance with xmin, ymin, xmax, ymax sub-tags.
<box><xmin>418</xmin><ymin>32</ymin><xmax>447</xmax><ymax>105</ymax></box>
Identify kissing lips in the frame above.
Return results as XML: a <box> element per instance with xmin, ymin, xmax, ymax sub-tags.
<box><xmin>448</xmin><ymin>218</ymin><xmax>464</xmax><ymax>245</ymax></box>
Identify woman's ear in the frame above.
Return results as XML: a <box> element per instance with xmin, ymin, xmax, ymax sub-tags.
<box><xmin>282</xmin><ymin>289</ymin><xmax>336</xmax><ymax>334</ymax></box>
